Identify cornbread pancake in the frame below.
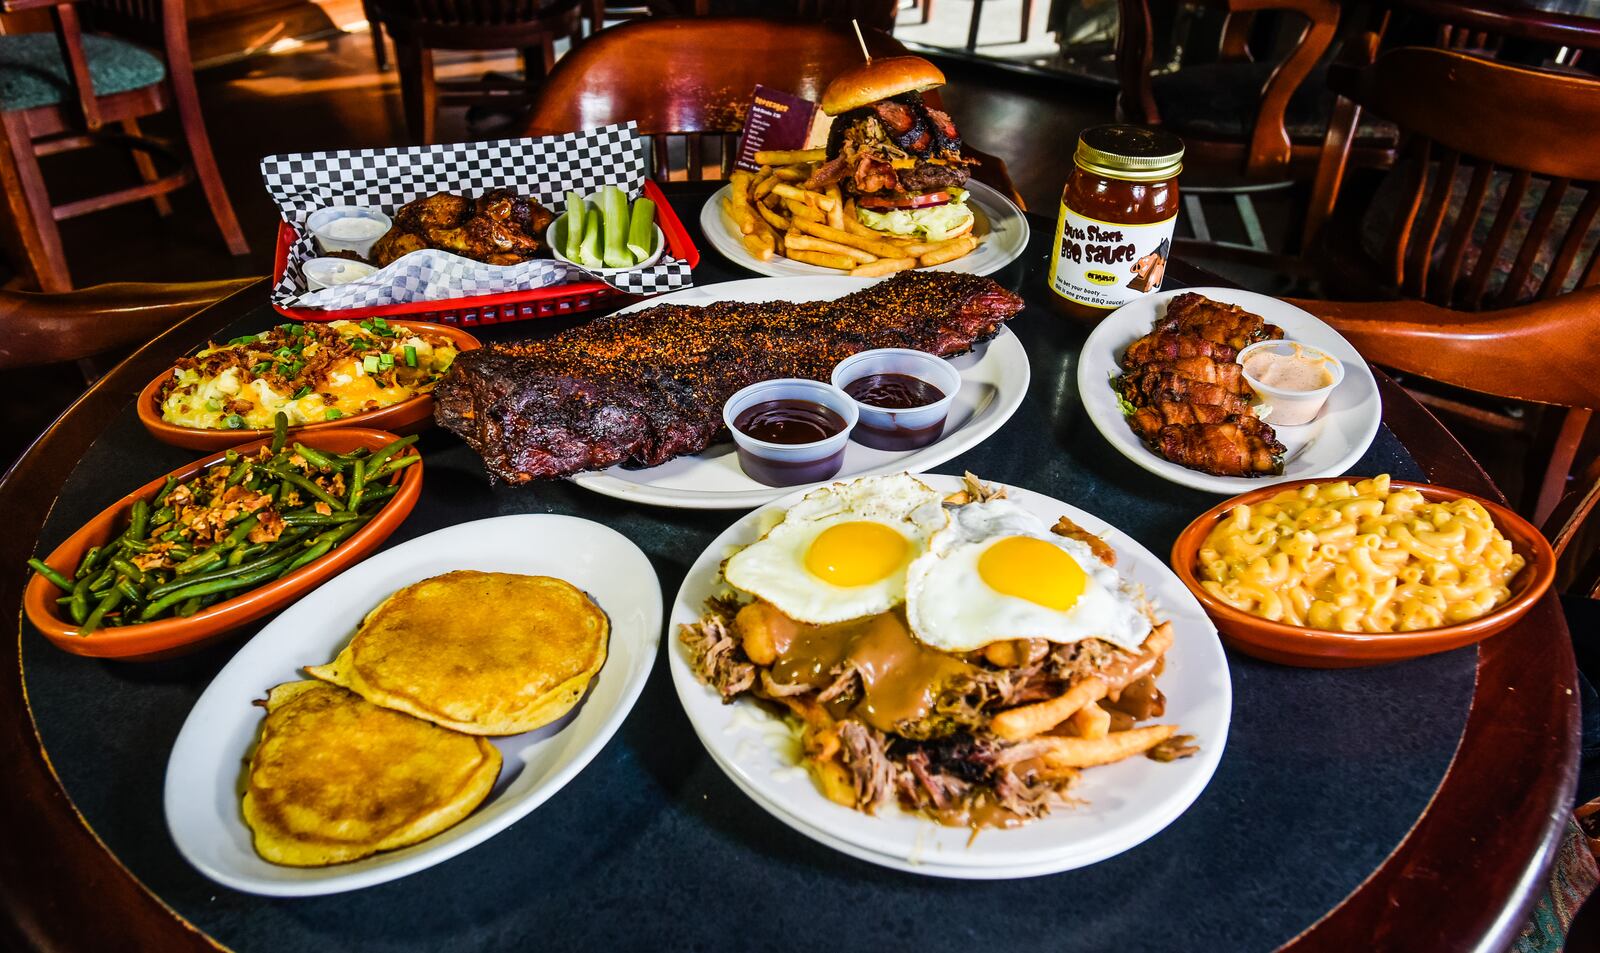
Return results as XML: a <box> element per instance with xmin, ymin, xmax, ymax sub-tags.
<box><xmin>242</xmin><ymin>681</ymin><xmax>500</xmax><ymax>867</ymax></box>
<box><xmin>307</xmin><ymin>571</ymin><xmax>609</xmax><ymax>735</ymax></box>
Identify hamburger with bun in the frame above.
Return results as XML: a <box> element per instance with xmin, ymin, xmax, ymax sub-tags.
<box><xmin>806</xmin><ymin>56</ymin><xmax>979</xmax><ymax>243</ymax></box>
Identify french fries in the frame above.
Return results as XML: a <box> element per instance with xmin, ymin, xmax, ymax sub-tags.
<box><xmin>991</xmin><ymin>677</ymin><xmax>1108</xmax><ymax>741</ymax></box>
<box><xmin>1069</xmin><ymin>701</ymin><xmax>1112</xmax><ymax>740</ymax></box>
<box><xmin>919</xmin><ymin>235</ymin><xmax>979</xmax><ymax>267</ymax></box>
<box><xmin>849</xmin><ymin>257</ymin><xmax>916</xmax><ymax>278</ymax></box>
<box><xmin>787</xmin><ymin>249</ymin><xmax>857</xmax><ymax>270</ymax></box>
<box><xmin>1039</xmin><ymin>725</ymin><xmax>1180</xmax><ymax>768</ymax></box>
<box><xmin>731</xmin><ymin>163</ymin><xmax>981</xmax><ymax>272</ymax></box>
<box><xmin>785</xmin><ymin>231</ymin><xmax>878</xmax><ymax>265</ymax></box>
<box><xmin>754</xmin><ymin>147</ymin><xmax>826</xmax><ymax>165</ymax></box>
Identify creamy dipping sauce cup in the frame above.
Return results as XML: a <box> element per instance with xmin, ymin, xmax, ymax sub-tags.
<box><xmin>723</xmin><ymin>379</ymin><xmax>859</xmax><ymax>487</ymax></box>
<box><xmin>830</xmin><ymin>348</ymin><xmax>962</xmax><ymax>451</ymax></box>
<box><xmin>303</xmin><ymin>257</ymin><xmax>379</xmax><ymax>291</ymax></box>
<box><xmin>307</xmin><ymin>206</ymin><xmax>392</xmax><ymax>260</ymax></box>
<box><xmin>1239</xmin><ymin>340</ymin><xmax>1344</xmax><ymax>426</ymax></box>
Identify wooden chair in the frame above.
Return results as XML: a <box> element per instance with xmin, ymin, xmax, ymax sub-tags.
<box><xmin>522</xmin><ymin>17</ymin><xmax>1025</xmax><ymax>207</ymax></box>
<box><xmin>1297</xmin><ymin>46</ymin><xmax>1600</xmax><ymax>521</ymax></box>
<box><xmin>0</xmin><ymin>0</ymin><xmax>249</xmax><ymax>293</ymax></box>
<box><xmin>1286</xmin><ymin>282</ymin><xmax>1600</xmax><ymax>525</ymax></box>
<box><xmin>373</xmin><ymin>0</ymin><xmax>586</xmax><ymax>145</ymax></box>
<box><xmin>1382</xmin><ymin>0</ymin><xmax>1600</xmax><ymax>67</ymax></box>
<box><xmin>0</xmin><ymin>276</ymin><xmax>253</xmax><ymax>369</ymax></box>
<box><xmin>965</xmin><ymin>0</ymin><xmax>1033</xmax><ymax>52</ymax></box>
<box><xmin>1115</xmin><ymin>0</ymin><xmax>1397</xmax><ymax>260</ymax></box>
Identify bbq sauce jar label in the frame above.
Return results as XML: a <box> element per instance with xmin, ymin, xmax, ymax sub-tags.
<box><xmin>1047</xmin><ymin>124</ymin><xmax>1183</xmax><ymax>320</ymax></box>
<box><xmin>1048</xmin><ymin>208</ymin><xmax>1175</xmax><ymax>310</ymax></box>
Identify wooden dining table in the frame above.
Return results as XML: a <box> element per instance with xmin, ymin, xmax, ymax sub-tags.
<box><xmin>0</xmin><ymin>180</ymin><xmax>1581</xmax><ymax>952</ymax></box>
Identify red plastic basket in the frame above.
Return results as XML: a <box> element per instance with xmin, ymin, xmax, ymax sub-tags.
<box><xmin>270</xmin><ymin>179</ymin><xmax>700</xmax><ymax>326</ymax></box>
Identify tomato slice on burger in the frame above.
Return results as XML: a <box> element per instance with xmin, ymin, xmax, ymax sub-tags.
<box><xmin>858</xmin><ymin>190</ymin><xmax>951</xmax><ymax>211</ymax></box>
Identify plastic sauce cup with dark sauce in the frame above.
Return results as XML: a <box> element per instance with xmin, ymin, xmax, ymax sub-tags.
<box><xmin>831</xmin><ymin>349</ymin><xmax>963</xmax><ymax>451</ymax></box>
<box><xmin>723</xmin><ymin>379</ymin><xmax>859</xmax><ymax>487</ymax></box>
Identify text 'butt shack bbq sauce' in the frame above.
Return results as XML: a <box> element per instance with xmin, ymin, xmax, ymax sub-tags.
<box><xmin>1047</xmin><ymin>125</ymin><xmax>1184</xmax><ymax>321</ymax></box>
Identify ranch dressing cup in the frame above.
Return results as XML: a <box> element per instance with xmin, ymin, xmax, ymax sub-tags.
<box><xmin>1047</xmin><ymin>125</ymin><xmax>1184</xmax><ymax>322</ymax></box>
<box><xmin>307</xmin><ymin>205</ymin><xmax>392</xmax><ymax>260</ymax></box>
<box><xmin>1239</xmin><ymin>341</ymin><xmax>1345</xmax><ymax>425</ymax></box>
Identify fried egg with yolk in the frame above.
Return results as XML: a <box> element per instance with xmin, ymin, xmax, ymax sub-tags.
<box><xmin>905</xmin><ymin>498</ymin><xmax>1152</xmax><ymax>652</ymax></box>
<box><xmin>723</xmin><ymin>474</ymin><xmax>947</xmax><ymax>624</ymax></box>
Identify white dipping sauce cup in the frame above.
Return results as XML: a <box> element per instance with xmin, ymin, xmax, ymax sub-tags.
<box><xmin>307</xmin><ymin>206</ymin><xmax>392</xmax><ymax>259</ymax></box>
<box><xmin>830</xmin><ymin>348</ymin><xmax>962</xmax><ymax>451</ymax></box>
<box><xmin>1239</xmin><ymin>340</ymin><xmax>1344</xmax><ymax>426</ymax></box>
<box><xmin>723</xmin><ymin>378</ymin><xmax>859</xmax><ymax>487</ymax></box>
<box><xmin>303</xmin><ymin>257</ymin><xmax>378</xmax><ymax>291</ymax></box>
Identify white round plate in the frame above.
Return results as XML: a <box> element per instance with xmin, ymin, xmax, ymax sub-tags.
<box><xmin>164</xmin><ymin>515</ymin><xmax>662</xmax><ymax>897</ymax></box>
<box><xmin>568</xmin><ymin>277</ymin><xmax>1030</xmax><ymax>510</ymax></box>
<box><xmin>1077</xmin><ymin>287</ymin><xmax>1382</xmax><ymax>495</ymax></box>
<box><xmin>667</xmin><ymin>473</ymin><xmax>1232</xmax><ymax>878</ymax></box>
<box><xmin>699</xmin><ymin>180</ymin><xmax>1030</xmax><ymax>278</ymax></box>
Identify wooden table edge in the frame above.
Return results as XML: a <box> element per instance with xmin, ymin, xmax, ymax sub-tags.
<box><xmin>0</xmin><ymin>276</ymin><xmax>1580</xmax><ymax>953</ymax></box>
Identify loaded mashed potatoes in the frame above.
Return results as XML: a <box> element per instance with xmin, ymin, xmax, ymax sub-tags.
<box><xmin>159</xmin><ymin>319</ymin><xmax>457</xmax><ymax>430</ymax></box>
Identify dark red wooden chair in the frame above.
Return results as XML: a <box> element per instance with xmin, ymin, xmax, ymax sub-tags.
<box><xmin>0</xmin><ymin>0</ymin><xmax>249</xmax><ymax>292</ymax></box>
<box><xmin>522</xmin><ymin>17</ymin><xmax>1024</xmax><ymax>207</ymax></box>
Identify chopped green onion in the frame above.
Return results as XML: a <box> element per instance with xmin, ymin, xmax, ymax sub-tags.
<box><xmin>204</xmin><ymin>399</ymin><xmax>221</xmax><ymax>412</ymax></box>
<box><xmin>252</xmin><ymin>362</ymin><xmax>274</xmax><ymax>376</ymax></box>
<box><xmin>226</xmin><ymin>333</ymin><xmax>260</xmax><ymax>346</ymax></box>
<box><xmin>324</xmin><ymin>409</ymin><xmax>343</xmax><ymax>421</ymax></box>
<box><xmin>223</xmin><ymin>414</ymin><xmax>244</xmax><ymax>429</ymax></box>
<box><xmin>362</xmin><ymin>355</ymin><xmax>380</xmax><ymax>373</ymax></box>
<box><xmin>373</xmin><ymin>317</ymin><xmax>389</xmax><ymax>330</ymax></box>
<box><xmin>378</xmin><ymin>353</ymin><xmax>394</xmax><ymax>369</ymax></box>
<box><xmin>404</xmin><ymin>345</ymin><xmax>417</xmax><ymax>367</ymax></box>
<box><xmin>291</xmin><ymin>385</ymin><xmax>311</xmax><ymax>400</ymax></box>
<box><xmin>274</xmin><ymin>346</ymin><xmax>298</xmax><ymax>360</ymax></box>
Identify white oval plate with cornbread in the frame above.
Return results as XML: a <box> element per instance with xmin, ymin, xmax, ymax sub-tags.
<box><xmin>667</xmin><ymin>473</ymin><xmax>1232</xmax><ymax>878</ymax></box>
<box><xmin>164</xmin><ymin>514</ymin><xmax>661</xmax><ymax>896</ymax></box>
<box><xmin>700</xmin><ymin>179</ymin><xmax>1030</xmax><ymax>279</ymax></box>
<box><xmin>568</xmin><ymin>276</ymin><xmax>1031</xmax><ymax>510</ymax></box>
<box><xmin>1078</xmin><ymin>287</ymin><xmax>1382</xmax><ymax>495</ymax></box>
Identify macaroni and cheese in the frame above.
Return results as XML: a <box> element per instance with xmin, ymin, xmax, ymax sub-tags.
<box><xmin>1197</xmin><ymin>475</ymin><xmax>1525</xmax><ymax>632</ymax></box>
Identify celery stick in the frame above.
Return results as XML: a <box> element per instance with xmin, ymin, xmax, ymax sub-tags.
<box><xmin>578</xmin><ymin>202</ymin><xmax>604</xmax><ymax>268</ymax></box>
<box><xmin>601</xmin><ymin>186</ymin><xmax>633</xmax><ymax>268</ymax></box>
<box><xmin>563</xmin><ymin>190</ymin><xmax>585</xmax><ymax>261</ymax></box>
<box><xmin>626</xmin><ymin>197</ymin><xmax>657</xmax><ymax>263</ymax></box>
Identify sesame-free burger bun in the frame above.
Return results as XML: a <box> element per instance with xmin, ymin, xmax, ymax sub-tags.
<box><xmin>820</xmin><ymin>56</ymin><xmax>946</xmax><ymax>116</ymax></box>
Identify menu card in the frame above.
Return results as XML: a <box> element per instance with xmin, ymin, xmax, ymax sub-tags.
<box><xmin>734</xmin><ymin>85</ymin><xmax>819</xmax><ymax>172</ymax></box>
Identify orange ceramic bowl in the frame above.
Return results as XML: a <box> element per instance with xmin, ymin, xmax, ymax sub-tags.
<box><xmin>1170</xmin><ymin>479</ymin><xmax>1556</xmax><ymax>668</ymax></box>
<box><xmin>23</xmin><ymin>428</ymin><xmax>422</xmax><ymax>661</ymax></box>
<box><xmin>136</xmin><ymin>321</ymin><xmax>479</xmax><ymax>451</ymax></box>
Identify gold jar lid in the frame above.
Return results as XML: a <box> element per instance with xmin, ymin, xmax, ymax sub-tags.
<box><xmin>1074</xmin><ymin>125</ymin><xmax>1185</xmax><ymax>181</ymax></box>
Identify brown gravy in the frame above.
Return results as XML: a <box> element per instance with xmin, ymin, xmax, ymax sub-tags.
<box><xmin>765</xmin><ymin>608</ymin><xmax>977</xmax><ymax>734</ymax></box>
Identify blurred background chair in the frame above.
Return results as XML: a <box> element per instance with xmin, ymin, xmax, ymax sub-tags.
<box><xmin>0</xmin><ymin>0</ymin><xmax>248</xmax><ymax>292</ymax></box>
<box><xmin>0</xmin><ymin>276</ymin><xmax>254</xmax><ymax>465</ymax></box>
<box><xmin>373</xmin><ymin>0</ymin><xmax>586</xmax><ymax>144</ymax></box>
<box><xmin>523</xmin><ymin>16</ymin><xmax>1025</xmax><ymax>207</ymax></box>
<box><xmin>1299</xmin><ymin>44</ymin><xmax>1600</xmax><ymax>519</ymax></box>
<box><xmin>1114</xmin><ymin>0</ymin><xmax>1397</xmax><ymax>267</ymax></box>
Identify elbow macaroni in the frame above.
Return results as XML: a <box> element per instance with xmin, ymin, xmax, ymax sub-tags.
<box><xmin>1197</xmin><ymin>475</ymin><xmax>1525</xmax><ymax>633</ymax></box>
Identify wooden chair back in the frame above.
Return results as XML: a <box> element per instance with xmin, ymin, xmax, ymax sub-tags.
<box><xmin>0</xmin><ymin>277</ymin><xmax>254</xmax><ymax>369</ymax></box>
<box><xmin>1389</xmin><ymin>0</ymin><xmax>1600</xmax><ymax>64</ymax></box>
<box><xmin>1313</xmin><ymin>45</ymin><xmax>1600</xmax><ymax>310</ymax></box>
<box><xmin>1114</xmin><ymin>0</ymin><xmax>1342</xmax><ymax>181</ymax></box>
<box><xmin>519</xmin><ymin>16</ymin><xmax>1022</xmax><ymax>206</ymax></box>
<box><xmin>1288</xmin><ymin>286</ymin><xmax>1600</xmax><ymax>522</ymax></box>
<box><xmin>374</xmin><ymin>0</ymin><xmax>583</xmax><ymax>46</ymax></box>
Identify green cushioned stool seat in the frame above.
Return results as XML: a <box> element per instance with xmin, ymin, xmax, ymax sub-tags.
<box><xmin>0</xmin><ymin>32</ymin><xmax>165</xmax><ymax>113</ymax></box>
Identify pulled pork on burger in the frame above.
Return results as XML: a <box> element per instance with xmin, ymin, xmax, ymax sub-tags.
<box><xmin>805</xmin><ymin>56</ymin><xmax>979</xmax><ymax>243</ymax></box>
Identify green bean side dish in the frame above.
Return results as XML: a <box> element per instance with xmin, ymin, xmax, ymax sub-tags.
<box><xmin>28</xmin><ymin>414</ymin><xmax>418</xmax><ymax>635</ymax></box>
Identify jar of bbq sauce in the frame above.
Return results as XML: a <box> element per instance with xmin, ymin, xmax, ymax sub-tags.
<box><xmin>1047</xmin><ymin>124</ymin><xmax>1184</xmax><ymax>321</ymax></box>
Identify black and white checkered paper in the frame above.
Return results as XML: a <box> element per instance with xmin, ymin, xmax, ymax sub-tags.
<box><xmin>261</xmin><ymin>123</ymin><xmax>694</xmax><ymax>310</ymax></box>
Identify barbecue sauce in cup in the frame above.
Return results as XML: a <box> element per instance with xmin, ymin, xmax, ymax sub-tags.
<box><xmin>1047</xmin><ymin>125</ymin><xmax>1184</xmax><ymax>322</ymax></box>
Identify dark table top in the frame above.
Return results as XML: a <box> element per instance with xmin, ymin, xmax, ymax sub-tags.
<box><xmin>2</xmin><ymin>181</ymin><xmax>1580</xmax><ymax>953</ymax></box>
